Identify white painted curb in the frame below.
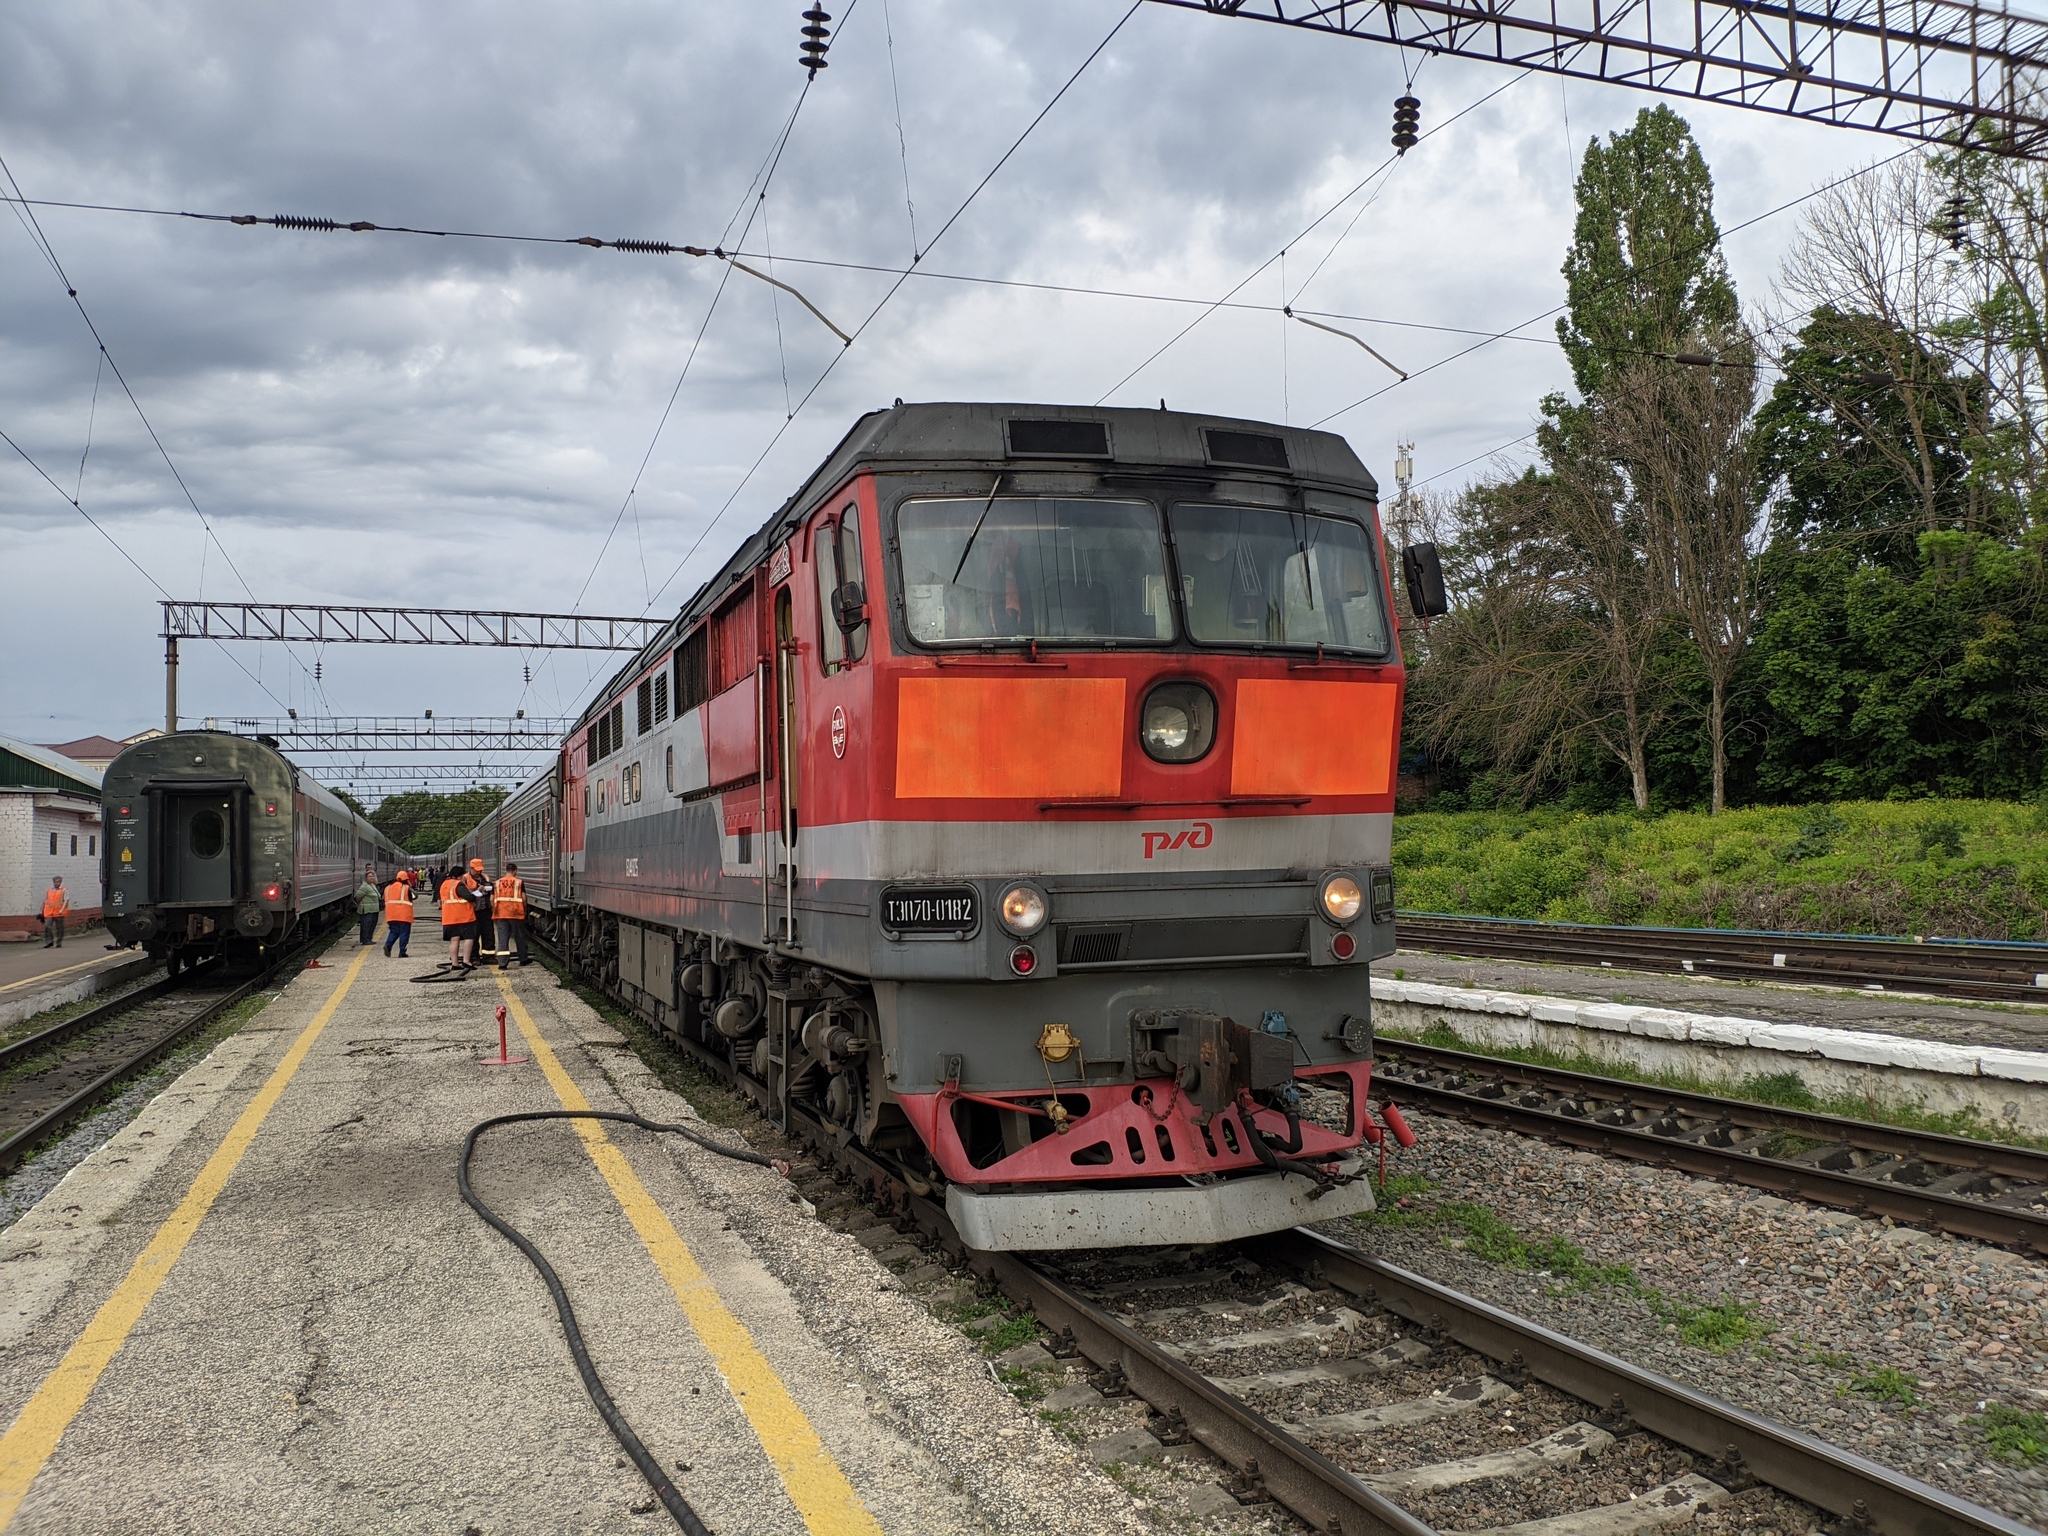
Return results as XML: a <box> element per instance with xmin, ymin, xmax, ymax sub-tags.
<box><xmin>1374</xmin><ymin>978</ymin><xmax>2048</xmax><ymax>1134</ymax></box>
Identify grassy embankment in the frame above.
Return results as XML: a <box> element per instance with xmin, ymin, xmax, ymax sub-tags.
<box><xmin>1392</xmin><ymin>800</ymin><xmax>2048</xmax><ymax>942</ymax></box>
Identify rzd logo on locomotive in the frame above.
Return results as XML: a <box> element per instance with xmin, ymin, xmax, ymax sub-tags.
<box><xmin>1142</xmin><ymin>821</ymin><xmax>1214</xmax><ymax>859</ymax></box>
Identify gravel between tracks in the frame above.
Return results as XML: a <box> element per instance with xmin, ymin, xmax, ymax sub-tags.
<box><xmin>1321</xmin><ymin>1110</ymin><xmax>2048</xmax><ymax>1526</ymax></box>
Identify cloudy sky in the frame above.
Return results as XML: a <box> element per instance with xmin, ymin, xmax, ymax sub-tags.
<box><xmin>1</xmin><ymin>0</ymin><xmax>1892</xmax><ymax>795</ymax></box>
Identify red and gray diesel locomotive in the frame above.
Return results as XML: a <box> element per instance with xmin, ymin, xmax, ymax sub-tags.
<box><xmin>454</xmin><ymin>402</ymin><xmax>1437</xmax><ymax>1249</ymax></box>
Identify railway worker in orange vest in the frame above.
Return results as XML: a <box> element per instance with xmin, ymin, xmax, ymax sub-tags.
<box><xmin>492</xmin><ymin>863</ymin><xmax>531</xmax><ymax>969</ymax></box>
<box><xmin>41</xmin><ymin>876</ymin><xmax>71</xmax><ymax>948</ymax></box>
<box><xmin>382</xmin><ymin>873</ymin><xmax>416</xmax><ymax>959</ymax></box>
<box><xmin>440</xmin><ymin>870</ymin><xmax>478</xmax><ymax>969</ymax></box>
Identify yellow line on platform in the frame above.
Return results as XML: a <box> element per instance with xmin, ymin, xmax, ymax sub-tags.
<box><xmin>0</xmin><ymin>945</ymin><xmax>370</xmax><ymax>1530</ymax></box>
<box><xmin>495</xmin><ymin>973</ymin><xmax>883</xmax><ymax>1536</ymax></box>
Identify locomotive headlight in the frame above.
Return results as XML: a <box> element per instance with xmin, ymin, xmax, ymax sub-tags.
<box><xmin>1319</xmin><ymin>873</ymin><xmax>1364</xmax><ymax>925</ymax></box>
<box><xmin>998</xmin><ymin>882</ymin><xmax>1048</xmax><ymax>937</ymax></box>
<box><xmin>1139</xmin><ymin>682</ymin><xmax>1217</xmax><ymax>763</ymax></box>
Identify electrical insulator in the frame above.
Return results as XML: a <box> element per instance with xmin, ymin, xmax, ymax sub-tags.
<box><xmin>1392</xmin><ymin>94</ymin><xmax>1421</xmax><ymax>153</ymax></box>
<box><xmin>523</xmin><ymin>664</ymin><xmax>531</xmax><ymax>684</ymax></box>
<box><xmin>1938</xmin><ymin>192</ymin><xmax>1969</xmax><ymax>250</ymax></box>
<box><xmin>800</xmin><ymin>6</ymin><xmax>831</xmax><ymax>74</ymax></box>
<box><xmin>314</xmin><ymin>660</ymin><xmax>322</xmax><ymax>681</ymax></box>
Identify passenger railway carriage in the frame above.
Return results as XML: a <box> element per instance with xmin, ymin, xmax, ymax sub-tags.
<box><xmin>457</xmin><ymin>402</ymin><xmax>1433</xmax><ymax>1249</ymax></box>
<box><xmin>102</xmin><ymin>731</ymin><xmax>405</xmax><ymax>971</ymax></box>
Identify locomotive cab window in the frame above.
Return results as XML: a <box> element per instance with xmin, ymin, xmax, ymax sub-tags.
<box><xmin>897</xmin><ymin>496</ymin><xmax>1172</xmax><ymax>645</ymax></box>
<box><xmin>1170</xmin><ymin>503</ymin><xmax>1390</xmax><ymax>655</ymax></box>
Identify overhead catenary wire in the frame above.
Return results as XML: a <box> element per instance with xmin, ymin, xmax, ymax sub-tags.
<box><xmin>641</xmin><ymin>0</ymin><xmax>1145</xmax><ymax>613</ymax></box>
<box><xmin>1</xmin><ymin>152</ymin><xmax>338</xmax><ymax>719</ymax></box>
<box><xmin>562</xmin><ymin>62</ymin><xmax>826</xmax><ymax>646</ymax></box>
<box><xmin>1091</xmin><ymin>66</ymin><xmax>1530</xmax><ymax>407</ymax></box>
<box><xmin>1308</xmin><ymin>143</ymin><xmax>1922</xmax><ymax>428</ymax></box>
<box><xmin>0</xmin><ymin>423</ymin><xmax>297</xmax><ymax>715</ymax></box>
<box><xmin>0</xmin><ymin>189</ymin><xmax>1581</xmax><ymax>351</ymax></box>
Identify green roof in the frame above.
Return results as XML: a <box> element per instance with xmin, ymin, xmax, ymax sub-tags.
<box><xmin>0</xmin><ymin>737</ymin><xmax>102</xmax><ymax>799</ymax></box>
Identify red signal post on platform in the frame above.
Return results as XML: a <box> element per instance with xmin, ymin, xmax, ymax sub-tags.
<box><xmin>481</xmin><ymin>1002</ymin><xmax>527</xmax><ymax>1066</ymax></box>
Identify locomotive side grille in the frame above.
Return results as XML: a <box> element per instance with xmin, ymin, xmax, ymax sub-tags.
<box><xmin>1127</xmin><ymin>915</ymin><xmax>1306</xmax><ymax>964</ymax></box>
<box><xmin>1057</xmin><ymin>916</ymin><xmax>1309</xmax><ymax>968</ymax></box>
<box><xmin>1063</xmin><ymin>927</ymin><xmax>1127</xmax><ymax>965</ymax></box>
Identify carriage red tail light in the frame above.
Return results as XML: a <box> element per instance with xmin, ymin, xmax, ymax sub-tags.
<box><xmin>264</xmin><ymin>884</ymin><xmax>281</xmax><ymax>901</ymax></box>
<box><xmin>1009</xmin><ymin>945</ymin><xmax>1037</xmax><ymax>976</ymax></box>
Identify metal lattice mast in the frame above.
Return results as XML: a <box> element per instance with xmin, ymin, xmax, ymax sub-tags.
<box><xmin>1153</xmin><ymin>0</ymin><xmax>2048</xmax><ymax>155</ymax></box>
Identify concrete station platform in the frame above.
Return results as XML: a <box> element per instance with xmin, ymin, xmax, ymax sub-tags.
<box><xmin>0</xmin><ymin>941</ymin><xmax>971</xmax><ymax>1535</ymax></box>
<box><xmin>1380</xmin><ymin>949</ymin><xmax>2048</xmax><ymax>1052</ymax></box>
<box><xmin>0</xmin><ymin>942</ymin><xmax>152</xmax><ymax>1033</ymax></box>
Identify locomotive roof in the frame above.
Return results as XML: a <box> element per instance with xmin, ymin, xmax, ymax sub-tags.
<box><xmin>577</xmin><ymin>401</ymin><xmax>1381</xmax><ymax>730</ymax></box>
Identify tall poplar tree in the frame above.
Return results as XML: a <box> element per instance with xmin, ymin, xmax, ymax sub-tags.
<box><xmin>1556</xmin><ymin>105</ymin><xmax>1740</xmax><ymax>393</ymax></box>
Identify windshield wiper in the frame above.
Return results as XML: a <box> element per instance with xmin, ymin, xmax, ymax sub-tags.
<box><xmin>951</xmin><ymin>474</ymin><xmax>1006</xmax><ymax>584</ymax></box>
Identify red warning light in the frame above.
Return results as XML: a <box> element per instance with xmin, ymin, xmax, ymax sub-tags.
<box><xmin>265</xmin><ymin>884</ymin><xmax>281</xmax><ymax>901</ymax></box>
<box><xmin>1331</xmin><ymin>931</ymin><xmax>1357</xmax><ymax>960</ymax></box>
<box><xmin>265</xmin><ymin>802</ymin><xmax>278</xmax><ymax>815</ymax></box>
<box><xmin>1009</xmin><ymin>945</ymin><xmax>1037</xmax><ymax>976</ymax></box>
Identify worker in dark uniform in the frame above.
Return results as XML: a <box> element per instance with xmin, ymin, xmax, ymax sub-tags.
<box><xmin>464</xmin><ymin>858</ymin><xmax>494</xmax><ymax>962</ymax></box>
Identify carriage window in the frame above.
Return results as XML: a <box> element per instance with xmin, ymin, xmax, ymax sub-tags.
<box><xmin>897</xmin><ymin>497</ymin><xmax>1171</xmax><ymax>645</ymax></box>
<box><xmin>815</xmin><ymin>520</ymin><xmax>846</xmax><ymax>673</ymax></box>
<box><xmin>191</xmin><ymin>809</ymin><xmax>226</xmax><ymax>859</ymax></box>
<box><xmin>1170</xmin><ymin>504</ymin><xmax>1390</xmax><ymax>655</ymax></box>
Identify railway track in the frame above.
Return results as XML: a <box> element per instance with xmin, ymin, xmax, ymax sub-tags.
<box><xmin>1395</xmin><ymin>915</ymin><xmax>2048</xmax><ymax>1006</ymax></box>
<box><xmin>535</xmin><ymin>934</ymin><xmax>2036</xmax><ymax>1536</ymax></box>
<box><xmin>0</xmin><ymin>925</ymin><xmax>335</xmax><ymax>1175</ymax></box>
<box><xmin>1370</xmin><ymin>1040</ymin><xmax>2048</xmax><ymax>1258</ymax></box>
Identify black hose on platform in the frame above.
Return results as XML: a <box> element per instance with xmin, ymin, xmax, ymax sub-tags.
<box><xmin>459</xmin><ymin>1108</ymin><xmax>787</xmax><ymax>1535</ymax></box>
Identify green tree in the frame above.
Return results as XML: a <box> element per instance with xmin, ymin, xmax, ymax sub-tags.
<box><xmin>1557</xmin><ymin>105</ymin><xmax>1741</xmax><ymax>396</ymax></box>
<box><xmin>368</xmin><ymin>787</ymin><xmax>511</xmax><ymax>854</ymax></box>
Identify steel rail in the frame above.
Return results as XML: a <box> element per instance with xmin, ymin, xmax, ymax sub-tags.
<box><xmin>1267</xmin><ymin>1229</ymin><xmax>2038</xmax><ymax>1536</ymax></box>
<box><xmin>1396</xmin><ymin>914</ymin><xmax>2048</xmax><ymax>1004</ymax></box>
<box><xmin>0</xmin><ymin>929</ymin><xmax>330</xmax><ymax>1175</ymax></box>
<box><xmin>533</xmin><ymin>927</ymin><xmax>2034</xmax><ymax>1536</ymax></box>
<box><xmin>0</xmin><ymin>964</ymin><xmax>192</xmax><ymax>1074</ymax></box>
<box><xmin>1374</xmin><ymin>1040</ymin><xmax>2048</xmax><ymax>1254</ymax></box>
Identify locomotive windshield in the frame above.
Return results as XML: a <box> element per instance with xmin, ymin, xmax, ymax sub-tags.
<box><xmin>1171</xmin><ymin>504</ymin><xmax>1389</xmax><ymax>654</ymax></box>
<box><xmin>897</xmin><ymin>496</ymin><xmax>1173</xmax><ymax>644</ymax></box>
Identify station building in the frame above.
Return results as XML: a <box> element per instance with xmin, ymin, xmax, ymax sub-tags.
<box><xmin>0</xmin><ymin>736</ymin><xmax>105</xmax><ymax>941</ymax></box>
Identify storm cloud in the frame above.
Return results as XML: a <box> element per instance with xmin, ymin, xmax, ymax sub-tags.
<box><xmin>2</xmin><ymin>0</ymin><xmax>1880</xmax><ymax>771</ymax></box>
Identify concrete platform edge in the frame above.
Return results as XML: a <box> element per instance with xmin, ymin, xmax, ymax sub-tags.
<box><xmin>0</xmin><ymin>955</ymin><xmax>155</xmax><ymax>1032</ymax></box>
<box><xmin>1376</xmin><ymin>978</ymin><xmax>2048</xmax><ymax>1133</ymax></box>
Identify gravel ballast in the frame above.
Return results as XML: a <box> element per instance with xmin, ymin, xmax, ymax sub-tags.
<box><xmin>1324</xmin><ymin>1110</ymin><xmax>2048</xmax><ymax>1526</ymax></box>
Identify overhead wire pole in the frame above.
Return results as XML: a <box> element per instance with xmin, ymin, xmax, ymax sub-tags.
<box><xmin>158</xmin><ymin>601</ymin><xmax>655</xmax><ymax>737</ymax></box>
<box><xmin>1150</xmin><ymin>0</ymin><xmax>2048</xmax><ymax>153</ymax></box>
<box><xmin>210</xmin><ymin>718</ymin><xmax>578</xmax><ymax>752</ymax></box>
